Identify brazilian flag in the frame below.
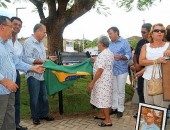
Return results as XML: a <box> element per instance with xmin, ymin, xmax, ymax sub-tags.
<box><xmin>43</xmin><ymin>58</ymin><xmax>93</xmax><ymax>95</ymax></box>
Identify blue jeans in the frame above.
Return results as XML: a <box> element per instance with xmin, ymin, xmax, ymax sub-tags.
<box><xmin>15</xmin><ymin>70</ymin><xmax>20</xmax><ymax>126</ymax></box>
<box><xmin>27</xmin><ymin>76</ymin><xmax>49</xmax><ymax>119</ymax></box>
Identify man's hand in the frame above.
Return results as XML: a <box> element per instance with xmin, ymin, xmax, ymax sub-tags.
<box><xmin>114</xmin><ymin>54</ymin><xmax>122</xmax><ymax>60</ymax></box>
<box><xmin>33</xmin><ymin>59</ymin><xmax>46</xmax><ymax>65</ymax></box>
<box><xmin>49</xmin><ymin>56</ymin><xmax>57</xmax><ymax>61</ymax></box>
<box><xmin>30</xmin><ymin>65</ymin><xmax>45</xmax><ymax>74</ymax></box>
<box><xmin>0</xmin><ymin>78</ymin><xmax>18</xmax><ymax>92</ymax></box>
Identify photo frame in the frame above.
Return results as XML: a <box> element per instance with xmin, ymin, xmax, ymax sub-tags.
<box><xmin>135</xmin><ymin>103</ymin><xmax>167</xmax><ymax>130</ymax></box>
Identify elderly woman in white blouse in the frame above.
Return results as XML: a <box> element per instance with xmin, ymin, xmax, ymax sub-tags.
<box><xmin>88</xmin><ymin>36</ymin><xmax>114</xmax><ymax>127</ymax></box>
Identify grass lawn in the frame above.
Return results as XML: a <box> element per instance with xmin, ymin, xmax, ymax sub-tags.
<box><xmin>20</xmin><ymin>74</ymin><xmax>134</xmax><ymax>119</ymax></box>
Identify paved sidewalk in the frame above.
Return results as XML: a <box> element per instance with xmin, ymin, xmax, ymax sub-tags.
<box><xmin>20</xmin><ymin>102</ymin><xmax>170</xmax><ymax>130</ymax></box>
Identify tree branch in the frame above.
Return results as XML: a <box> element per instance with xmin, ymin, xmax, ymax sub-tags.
<box><xmin>47</xmin><ymin>0</ymin><xmax>56</xmax><ymax>17</ymax></box>
<box><xmin>64</xmin><ymin>0</ymin><xmax>96</xmax><ymax>26</ymax></box>
<box><xmin>58</xmin><ymin>0</ymin><xmax>69</xmax><ymax>15</ymax></box>
<box><xmin>29</xmin><ymin>0</ymin><xmax>45</xmax><ymax>21</ymax></box>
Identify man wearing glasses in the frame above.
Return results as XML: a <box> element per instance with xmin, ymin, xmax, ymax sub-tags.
<box><xmin>133</xmin><ymin>23</ymin><xmax>152</xmax><ymax>118</ymax></box>
<box><xmin>141</xmin><ymin>112</ymin><xmax>160</xmax><ymax>130</ymax></box>
<box><xmin>0</xmin><ymin>15</ymin><xmax>45</xmax><ymax>130</ymax></box>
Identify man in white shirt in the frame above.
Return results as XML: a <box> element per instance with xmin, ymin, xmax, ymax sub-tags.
<box><xmin>0</xmin><ymin>15</ymin><xmax>45</xmax><ymax>130</ymax></box>
<box><xmin>22</xmin><ymin>23</ymin><xmax>56</xmax><ymax>125</ymax></box>
<box><xmin>9</xmin><ymin>17</ymin><xmax>28</xmax><ymax>130</ymax></box>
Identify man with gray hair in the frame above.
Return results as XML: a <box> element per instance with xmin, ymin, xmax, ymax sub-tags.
<box><xmin>0</xmin><ymin>16</ymin><xmax>45</xmax><ymax>130</ymax></box>
<box><xmin>22</xmin><ymin>23</ymin><xmax>56</xmax><ymax>125</ymax></box>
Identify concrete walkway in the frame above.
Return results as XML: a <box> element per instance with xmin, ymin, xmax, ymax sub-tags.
<box><xmin>20</xmin><ymin>102</ymin><xmax>170</xmax><ymax>130</ymax></box>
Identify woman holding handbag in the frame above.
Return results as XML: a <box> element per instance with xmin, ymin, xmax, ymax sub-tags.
<box><xmin>139</xmin><ymin>23</ymin><xmax>170</xmax><ymax>108</ymax></box>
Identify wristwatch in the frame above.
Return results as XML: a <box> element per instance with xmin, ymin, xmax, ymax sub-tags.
<box><xmin>120</xmin><ymin>56</ymin><xmax>123</xmax><ymax>60</ymax></box>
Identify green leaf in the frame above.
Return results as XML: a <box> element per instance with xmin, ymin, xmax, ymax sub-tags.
<box><xmin>1</xmin><ymin>2</ymin><xmax>7</xmax><ymax>8</ymax></box>
<box><xmin>5</xmin><ymin>0</ymin><xmax>11</xmax><ymax>2</ymax></box>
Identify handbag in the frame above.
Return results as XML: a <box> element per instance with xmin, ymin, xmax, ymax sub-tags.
<box><xmin>147</xmin><ymin>60</ymin><xmax>163</xmax><ymax>96</ymax></box>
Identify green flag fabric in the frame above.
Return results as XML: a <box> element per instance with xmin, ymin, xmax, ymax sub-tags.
<box><xmin>43</xmin><ymin>58</ymin><xmax>93</xmax><ymax>95</ymax></box>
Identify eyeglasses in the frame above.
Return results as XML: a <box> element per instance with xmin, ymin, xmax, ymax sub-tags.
<box><xmin>1</xmin><ymin>24</ymin><xmax>12</xmax><ymax>28</ymax></box>
<box><xmin>153</xmin><ymin>29</ymin><xmax>165</xmax><ymax>33</ymax></box>
<box><xmin>141</xmin><ymin>31</ymin><xmax>147</xmax><ymax>34</ymax></box>
<box><xmin>146</xmin><ymin>116</ymin><xmax>154</xmax><ymax>118</ymax></box>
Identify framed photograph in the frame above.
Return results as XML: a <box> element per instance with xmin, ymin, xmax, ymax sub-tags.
<box><xmin>135</xmin><ymin>103</ymin><xmax>167</xmax><ymax>130</ymax></box>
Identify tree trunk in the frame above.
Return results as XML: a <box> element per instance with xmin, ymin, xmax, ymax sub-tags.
<box><xmin>30</xmin><ymin>0</ymin><xmax>97</xmax><ymax>54</ymax></box>
<box><xmin>46</xmin><ymin>20</ymin><xmax>64</xmax><ymax>56</ymax></box>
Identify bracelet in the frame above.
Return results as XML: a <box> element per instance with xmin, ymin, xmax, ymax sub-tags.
<box><xmin>153</xmin><ymin>59</ymin><xmax>157</xmax><ymax>64</ymax></box>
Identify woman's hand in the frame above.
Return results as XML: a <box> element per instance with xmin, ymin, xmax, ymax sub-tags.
<box><xmin>156</xmin><ymin>57</ymin><xmax>167</xmax><ymax>64</ymax></box>
<box><xmin>88</xmin><ymin>82</ymin><xmax>94</xmax><ymax>90</ymax></box>
<box><xmin>135</xmin><ymin>71</ymin><xmax>143</xmax><ymax>78</ymax></box>
<box><xmin>163</xmin><ymin>50</ymin><xmax>170</xmax><ymax>57</ymax></box>
<box><xmin>90</xmin><ymin>57</ymin><xmax>96</xmax><ymax>62</ymax></box>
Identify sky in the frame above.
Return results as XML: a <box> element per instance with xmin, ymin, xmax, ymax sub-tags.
<box><xmin>0</xmin><ymin>0</ymin><xmax>170</xmax><ymax>40</ymax></box>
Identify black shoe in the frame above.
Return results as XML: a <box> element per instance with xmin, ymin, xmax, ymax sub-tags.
<box><xmin>117</xmin><ymin>111</ymin><xmax>123</xmax><ymax>118</ymax></box>
<box><xmin>110</xmin><ymin>109</ymin><xmax>118</xmax><ymax>115</ymax></box>
<box><xmin>133</xmin><ymin>113</ymin><xmax>138</xmax><ymax>119</ymax></box>
<box><xmin>33</xmin><ymin>118</ymin><xmax>40</xmax><ymax>125</ymax></box>
<box><xmin>94</xmin><ymin>116</ymin><xmax>105</xmax><ymax>120</ymax></box>
<box><xmin>39</xmin><ymin>115</ymin><xmax>54</xmax><ymax>121</ymax></box>
<box><xmin>16</xmin><ymin>125</ymin><xmax>28</xmax><ymax>130</ymax></box>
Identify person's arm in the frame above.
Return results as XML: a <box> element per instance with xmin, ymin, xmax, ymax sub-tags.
<box><xmin>22</xmin><ymin>41</ymin><xmax>37</xmax><ymax>65</ymax></box>
<box><xmin>135</xmin><ymin>68</ymin><xmax>145</xmax><ymax>78</ymax></box>
<box><xmin>114</xmin><ymin>41</ymin><xmax>132</xmax><ymax>60</ymax></box>
<box><xmin>0</xmin><ymin>77</ymin><xmax>18</xmax><ymax>92</ymax></box>
<box><xmin>11</xmin><ymin>46</ymin><xmax>45</xmax><ymax>74</ymax></box>
<box><xmin>88</xmin><ymin>68</ymin><xmax>104</xmax><ymax>90</ymax></box>
<box><xmin>121</xmin><ymin>40</ymin><xmax>132</xmax><ymax>60</ymax></box>
<box><xmin>29</xmin><ymin>65</ymin><xmax>45</xmax><ymax>74</ymax></box>
<box><xmin>139</xmin><ymin>44</ymin><xmax>166</xmax><ymax>66</ymax></box>
<box><xmin>133</xmin><ymin>53</ymin><xmax>143</xmax><ymax>71</ymax></box>
<box><xmin>33</xmin><ymin>59</ymin><xmax>46</xmax><ymax>64</ymax></box>
<box><xmin>90</xmin><ymin>56</ymin><xmax>97</xmax><ymax>62</ymax></box>
<box><xmin>22</xmin><ymin>40</ymin><xmax>47</xmax><ymax>65</ymax></box>
<box><xmin>163</xmin><ymin>44</ymin><xmax>170</xmax><ymax>57</ymax></box>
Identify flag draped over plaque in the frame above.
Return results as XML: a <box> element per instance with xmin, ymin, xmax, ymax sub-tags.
<box><xmin>43</xmin><ymin>58</ymin><xmax>93</xmax><ymax>95</ymax></box>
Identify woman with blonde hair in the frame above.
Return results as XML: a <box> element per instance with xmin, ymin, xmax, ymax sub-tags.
<box><xmin>139</xmin><ymin>23</ymin><xmax>170</xmax><ymax>108</ymax></box>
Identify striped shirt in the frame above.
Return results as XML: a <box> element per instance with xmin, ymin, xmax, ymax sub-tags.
<box><xmin>22</xmin><ymin>35</ymin><xmax>46</xmax><ymax>81</ymax></box>
<box><xmin>109</xmin><ymin>37</ymin><xmax>132</xmax><ymax>76</ymax></box>
<box><xmin>8</xmin><ymin>38</ymin><xmax>23</xmax><ymax>58</ymax></box>
<box><xmin>0</xmin><ymin>38</ymin><xmax>31</xmax><ymax>95</ymax></box>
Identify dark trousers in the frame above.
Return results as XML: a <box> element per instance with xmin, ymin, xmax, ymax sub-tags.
<box><xmin>15</xmin><ymin>70</ymin><xmax>20</xmax><ymax>126</ymax></box>
<box><xmin>0</xmin><ymin>93</ymin><xmax>15</xmax><ymax>130</ymax></box>
<box><xmin>27</xmin><ymin>76</ymin><xmax>49</xmax><ymax>119</ymax></box>
<box><xmin>137</xmin><ymin>75</ymin><xmax>145</xmax><ymax>103</ymax></box>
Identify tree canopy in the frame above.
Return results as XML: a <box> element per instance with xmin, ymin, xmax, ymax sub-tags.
<box><xmin>2</xmin><ymin>0</ymin><xmax>162</xmax><ymax>54</ymax></box>
<box><xmin>0</xmin><ymin>0</ymin><xmax>10</xmax><ymax>8</ymax></box>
